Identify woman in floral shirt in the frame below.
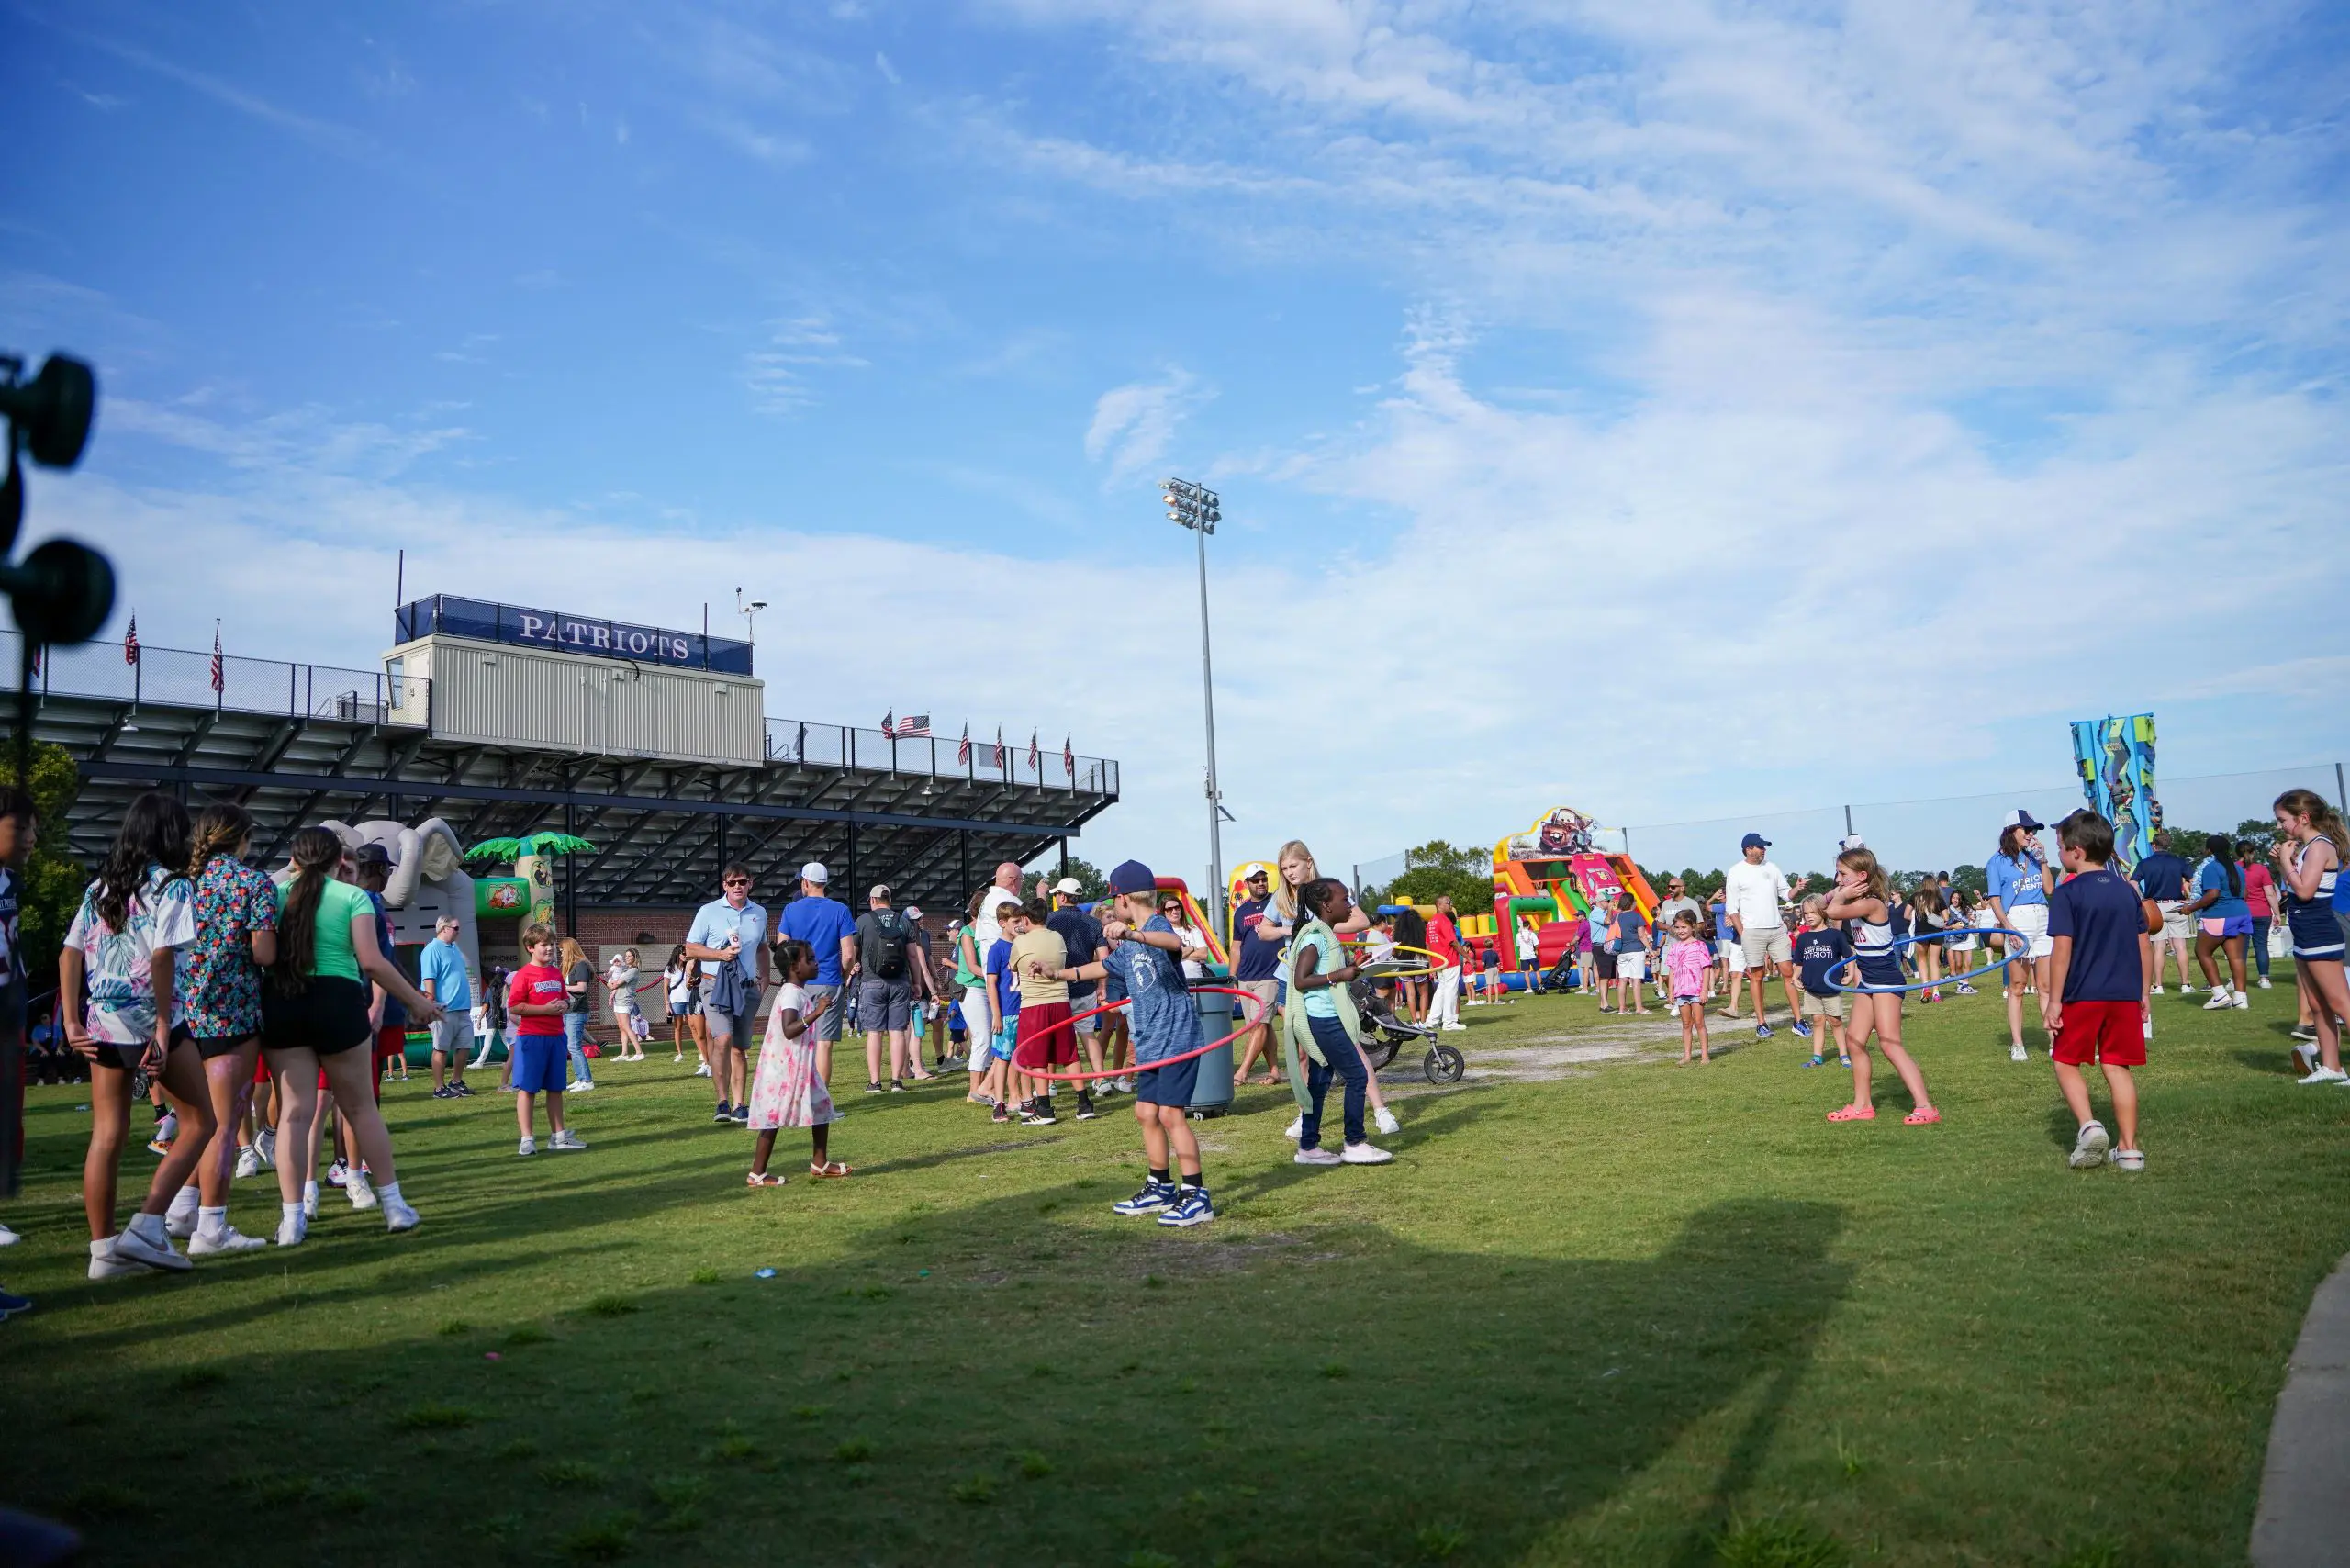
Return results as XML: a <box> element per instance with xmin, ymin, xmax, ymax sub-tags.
<box><xmin>59</xmin><ymin>791</ymin><xmax>210</xmax><ymax>1279</ymax></box>
<box><xmin>160</xmin><ymin>803</ymin><xmax>279</xmax><ymax>1257</ymax></box>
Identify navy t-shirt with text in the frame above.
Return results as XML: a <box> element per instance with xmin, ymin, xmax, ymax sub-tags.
<box><xmin>2048</xmin><ymin>868</ymin><xmax>2146</xmax><ymax>1002</ymax></box>
<box><xmin>1794</xmin><ymin>927</ymin><xmax>1853</xmax><ymax>997</ymax></box>
<box><xmin>2133</xmin><ymin>851</ymin><xmax>2189</xmax><ymax>903</ymax></box>
<box><xmin>1232</xmin><ymin>896</ymin><xmax>1281</xmax><ymax>982</ymax></box>
<box><xmin>1046</xmin><ymin>907</ymin><xmax>1105</xmax><ymax>1002</ymax></box>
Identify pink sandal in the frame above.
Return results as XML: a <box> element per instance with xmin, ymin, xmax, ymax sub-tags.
<box><xmin>1826</xmin><ymin>1104</ymin><xmax>1875</xmax><ymax>1122</ymax></box>
<box><xmin>809</xmin><ymin>1161</ymin><xmax>853</xmax><ymax>1179</ymax></box>
<box><xmin>745</xmin><ymin>1170</ymin><xmax>786</xmax><ymax>1187</ymax></box>
<box><xmin>1902</xmin><ymin>1106</ymin><xmax>1942</xmax><ymax>1126</ymax></box>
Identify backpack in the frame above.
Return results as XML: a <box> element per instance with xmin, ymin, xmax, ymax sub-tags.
<box><xmin>867</xmin><ymin>910</ymin><xmax>909</xmax><ymax>980</ymax></box>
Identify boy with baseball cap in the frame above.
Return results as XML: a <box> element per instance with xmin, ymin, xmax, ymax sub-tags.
<box><xmin>1039</xmin><ymin>860</ymin><xmax>1216</xmax><ymax>1227</ymax></box>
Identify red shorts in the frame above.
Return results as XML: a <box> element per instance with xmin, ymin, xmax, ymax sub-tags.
<box><xmin>1013</xmin><ymin>1002</ymin><xmax>1077</xmax><ymax>1068</ymax></box>
<box><xmin>2052</xmin><ymin>998</ymin><xmax>2145</xmax><ymax>1067</ymax></box>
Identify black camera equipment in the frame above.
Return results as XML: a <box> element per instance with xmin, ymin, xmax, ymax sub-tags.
<box><xmin>1</xmin><ymin>350</ymin><xmax>114</xmax><ymax>1199</ymax></box>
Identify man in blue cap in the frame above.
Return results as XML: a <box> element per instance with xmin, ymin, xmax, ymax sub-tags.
<box><xmin>1720</xmin><ymin>832</ymin><xmax>1809</xmax><ymax>1040</ymax></box>
<box><xmin>1037</xmin><ymin>858</ymin><xmax>1216</xmax><ymax>1228</ymax></box>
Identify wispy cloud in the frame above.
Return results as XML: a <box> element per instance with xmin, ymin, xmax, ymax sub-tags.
<box><xmin>1084</xmin><ymin>368</ymin><xmax>1212</xmax><ymax>488</ymax></box>
<box><xmin>741</xmin><ymin>315</ymin><xmax>868</xmax><ymax>415</ymax></box>
<box><xmin>47</xmin><ymin>20</ymin><xmax>376</xmax><ymax>161</ymax></box>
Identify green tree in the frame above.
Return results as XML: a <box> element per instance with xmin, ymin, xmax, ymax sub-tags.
<box><xmin>15</xmin><ymin>742</ymin><xmax>84</xmax><ymax>997</ymax></box>
<box><xmin>1025</xmin><ymin>855</ymin><xmax>1106</xmax><ymax>902</ymax></box>
<box><xmin>1386</xmin><ymin>838</ymin><xmax>1494</xmax><ymax>913</ymax></box>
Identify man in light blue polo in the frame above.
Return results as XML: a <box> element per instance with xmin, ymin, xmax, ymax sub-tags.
<box><xmin>418</xmin><ymin>914</ymin><xmax>474</xmax><ymax>1100</ymax></box>
<box><xmin>684</xmin><ymin>863</ymin><xmax>767</xmax><ymax>1125</ymax></box>
<box><xmin>777</xmin><ymin>861</ymin><xmax>858</xmax><ymax>1086</ymax></box>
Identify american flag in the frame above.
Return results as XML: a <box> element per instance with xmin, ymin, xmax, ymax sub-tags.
<box><xmin>894</xmin><ymin>713</ymin><xmax>931</xmax><ymax>738</ymax></box>
<box><xmin>122</xmin><ymin>614</ymin><xmax>140</xmax><ymax>666</ymax></box>
<box><xmin>957</xmin><ymin>724</ymin><xmax>971</xmax><ymax>765</ymax></box>
<box><xmin>1027</xmin><ymin>730</ymin><xmax>1041</xmax><ymax>771</ymax></box>
<box><xmin>210</xmin><ymin>623</ymin><xmax>224</xmax><ymax>693</ymax></box>
<box><xmin>1062</xmin><ymin>734</ymin><xmax>1075</xmax><ymax>778</ymax></box>
<box><xmin>879</xmin><ymin>710</ymin><xmax>894</xmax><ymax>739</ymax></box>
<box><xmin>993</xmin><ymin>725</ymin><xmax>1004</xmax><ymax>767</ymax></box>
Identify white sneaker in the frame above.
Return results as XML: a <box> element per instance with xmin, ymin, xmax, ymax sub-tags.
<box><xmin>2068</xmin><ymin>1120</ymin><xmax>2111</xmax><ymax>1170</ymax></box>
<box><xmin>1373</xmin><ymin>1106</ymin><xmax>1401</xmax><ymax>1135</ymax></box>
<box><xmin>384</xmin><ymin>1198</ymin><xmax>421</xmax><ymax>1233</ymax></box>
<box><xmin>234</xmin><ymin>1146</ymin><xmax>263</xmax><ymax>1180</ymax></box>
<box><xmin>1292</xmin><ymin>1147</ymin><xmax>1342</xmax><ymax>1166</ymax></box>
<box><xmin>694</xmin><ymin>1063</ymin><xmax>711</xmax><ymax>1078</ymax></box>
<box><xmin>2202</xmin><ymin>990</ymin><xmax>2234</xmax><ymax>1010</ymax></box>
<box><xmin>301</xmin><ymin>1191</ymin><xmax>318</xmax><ymax>1219</ymax></box>
<box><xmin>2178</xmin><ymin>984</ymin><xmax>2196</xmax><ymax>996</ymax></box>
<box><xmin>1440</xmin><ymin>1022</ymin><xmax>1467</xmax><ymax>1033</ymax></box>
<box><xmin>165</xmin><ymin>1210</ymin><xmax>199</xmax><ymax>1240</ymax></box>
<box><xmin>1340</xmin><ymin>1142</ymin><xmax>1394</xmax><ymax>1165</ymax></box>
<box><xmin>2150</xmin><ymin>985</ymin><xmax>2164</xmax><ymax>995</ymax></box>
<box><xmin>346</xmin><ymin>1170</ymin><xmax>379</xmax><ymax>1211</ymax></box>
<box><xmin>0</xmin><ymin>1223</ymin><xmax>17</xmax><ymax>1247</ymax></box>
<box><xmin>565</xmin><ymin>1081</ymin><xmax>594</xmax><ymax>1093</ymax></box>
<box><xmin>2232</xmin><ymin>994</ymin><xmax>2250</xmax><ymax>1010</ymax></box>
<box><xmin>189</xmin><ymin>1226</ymin><xmax>267</xmax><ymax>1256</ymax></box>
<box><xmin>2259</xmin><ymin>977</ymin><xmax>2273</xmax><ymax>990</ymax></box>
<box><xmin>2297</xmin><ymin>1066</ymin><xmax>2350</xmax><ymax>1086</ymax></box>
<box><xmin>275</xmin><ymin>1213</ymin><xmax>308</xmax><ymax>1248</ymax></box>
<box><xmin>550</xmin><ymin>1130</ymin><xmax>588</xmax><ymax>1151</ymax></box>
<box><xmin>2009</xmin><ymin>1044</ymin><xmax>2029</xmax><ymax>1062</ymax></box>
<box><xmin>2291</xmin><ymin>1044</ymin><xmax>2316</xmax><ymax>1076</ymax></box>
<box><xmin>112</xmin><ymin>1226</ymin><xmax>193</xmax><ymax>1272</ymax></box>
<box><xmin>517</xmin><ymin>1137</ymin><xmax>537</xmax><ymax>1157</ymax></box>
<box><xmin>88</xmin><ymin>1241</ymin><xmax>147</xmax><ymax>1280</ymax></box>
<box><xmin>1283</xmin><ymin>1115</ymin><xmax>1303</xmax><ymax>1141</ymax></box>
<box><xmin>253</xmin><ymin>1128</ymin><xmax>276</xmax><ymax>1170</ymax></box>
<box><xmin>1116</xmin><ymin>1077</ymin><xmax>1136</xmax><ymax>1093</ymax></box>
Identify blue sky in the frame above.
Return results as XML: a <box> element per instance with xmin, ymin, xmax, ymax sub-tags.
<box><xmin>6</xmin><ymin>0</ymin><xmax>2348</xmax><ymax>880</ymax></box>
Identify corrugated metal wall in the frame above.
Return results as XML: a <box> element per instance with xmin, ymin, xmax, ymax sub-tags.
<box><xmin>400</xmin><ymin>636</ymin><xmax>765</xmax><ymax>764</ymax></box>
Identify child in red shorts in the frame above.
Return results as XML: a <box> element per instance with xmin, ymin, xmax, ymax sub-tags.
<box><xmin>2046</xmin><ymin>810</ymin><xmax>2154</xmax><ymax>1171</ymax></box>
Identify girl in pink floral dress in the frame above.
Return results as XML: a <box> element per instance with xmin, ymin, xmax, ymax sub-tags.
<box><xmin>745</xmin><ymin>939</ymin><xmax>848</xmax><ymax>1185</ymax></box>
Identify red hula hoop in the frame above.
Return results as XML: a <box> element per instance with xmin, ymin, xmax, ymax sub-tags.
<box><xmin>1009</xmin><ymin>985</ymin><xmax>1265</xmax><ymax>1083</ymax></box>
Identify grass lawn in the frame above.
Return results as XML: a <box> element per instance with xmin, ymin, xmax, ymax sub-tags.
<box><xmin>5</xmin><ymin>969</ymin><xmax>2347</xmax><ymax>1567</ymax></box>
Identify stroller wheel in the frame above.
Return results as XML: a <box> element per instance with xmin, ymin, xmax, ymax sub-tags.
<box><xmin>1366</xmin><ymin>1039</ymin><xmax>1400</xmax><ymax>1072</ymax></box>
<box><xmin>1425</xmin><ymin>1044</ymin><xmax>1465</xmax><ymax>1085</ymax></box>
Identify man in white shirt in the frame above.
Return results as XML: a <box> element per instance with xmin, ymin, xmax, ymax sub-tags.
<box><xmin>1721</xmin><ymin>833</ymin><xmax>1809</xmax><ymax>1041</ymax></box>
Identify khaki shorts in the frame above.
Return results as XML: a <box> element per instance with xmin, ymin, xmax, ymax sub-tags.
<box><xmin>1740</xmin><ymin>924</ymin><xmax>1793</xmax><ymax>969</ymax></box>
<box><xmin>2157</xmin><ymin>901</ymin><xmax>2192</xmax><ymax>942</ymax></box>
<box><xmin>1799</xmin><ymin>990</ymin><xmax>1845</xmax><ymax>1020</ymax></box>
<box><xmin>1237</xmin><ymin>979</ymin><xmax>1280</xmax><ymax>1029</ymax></box>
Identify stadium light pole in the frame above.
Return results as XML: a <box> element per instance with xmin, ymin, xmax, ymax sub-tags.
<box><xmin>1164</xmin><ymin>477</ymin><xmax>1227</xmax><ymax>933</ymax></box>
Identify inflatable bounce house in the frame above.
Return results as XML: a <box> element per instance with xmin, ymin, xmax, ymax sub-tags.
<box><xmin>315</xmin><ymin>817</ymin><xmax>483</xmax><ymax>970</ymax></box>
<box><xmin>1484</xmin><ymin>807</ymin><xmax>1660</xmax><ymax>986</ymax></box>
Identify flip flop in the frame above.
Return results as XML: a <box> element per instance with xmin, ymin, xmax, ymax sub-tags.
<box><xmin>1826</xmin><ymin>1104</ymin><xmax>1875</xmax><ymax>1122</ymax></box>
<box><xmin>745</xmin><ymin>1170</ymin><xmax>786</xmax><ymax>1187</ymax></box>
<box><xmin>1902</xmin><ymin>1107</ymin><xmax>1942</xmax><ymax>1126</ymax></box>
<box><xmin>809</xmin><ymin>1161</ymin><xmax>853</xmax><ymax>1179</ymax></box>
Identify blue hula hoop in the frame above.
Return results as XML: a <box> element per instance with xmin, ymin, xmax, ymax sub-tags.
<box><xmin>1822</xmin><ymin>926</ymin><xmax>2031</xmax><ymax>995</ymax></box>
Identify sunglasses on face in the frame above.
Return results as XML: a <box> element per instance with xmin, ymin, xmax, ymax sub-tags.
<box><xmin>724</xmin><ymin>878</ymin><xmax>751</xmax><ymax>888</ymax></box>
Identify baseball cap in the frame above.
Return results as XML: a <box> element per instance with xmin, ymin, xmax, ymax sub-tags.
<box><xmin>1244</xmin><ymin>866</ymin><xmax>1270</xmax><ymax>882</ymax></box>
<box><xmin>800</xmin><ymin>861</ymin><xmax>830</xmax><ymax>884</ymax></box>
<box><xmin>2002</xmin><ymin>810</ymin><xmax>2045</xmax><ymax>831</ymax></box>
<box><xmin>903</xmin><ymin>905</ymin><xmax>923</xmax><ymax>922</ymax></box>
<box><xmin>1107</xmin><ymin>859</ymin><xmax>1157</xmax><ymax>897</ymax></box>
<box><xmin>1740</xmin><ymin>832</ymin><xmax>1770</xmax><ymax>851</ymax></box>
<box><xmin>1838</xmin><ymin>834</ymin><xmax>1867</xmax><ymax>852</ymax></box>
<box><xmin>868</xmin><ymin>883</ymin><xmax>890</xmax><ymax>902</ymax></box>
<box><xmin>352</xmin><ymin>842</ymin><xmax>392</xmax><ymax>867</ymax></box>
<box><xmin>1052</xmin><ymin>876</ymin><xmax>1082</xmax><ymax>896</ymax></box>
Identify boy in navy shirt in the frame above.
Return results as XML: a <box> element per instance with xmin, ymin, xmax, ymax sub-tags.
<box><xmin>2046</xmin><ymin>810</ymin><xmax>2153</xmax><ymax>1171</ymax></box>
<box><xmin>1791</xmin><ymin>895</ymin><xmax>1852</xmax><ymax>1068</ymax></box>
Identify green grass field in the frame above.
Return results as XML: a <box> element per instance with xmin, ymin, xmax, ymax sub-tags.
<box><xmin>5</xmin><ymin>971</ymin><xmax>2347</xmax><ymax>1567</ymax></box>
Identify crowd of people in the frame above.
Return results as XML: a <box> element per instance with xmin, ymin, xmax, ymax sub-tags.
<box><xmin>2</xmin><ymin>778</ymin><xmax>2345</xmax><ymax>1317</ymax></box>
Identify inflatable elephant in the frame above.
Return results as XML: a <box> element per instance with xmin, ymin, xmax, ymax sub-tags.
<box><xmin>316</xmin><ymin>817</ymin><xmax>480</xmax><ymax>973</ymax></box>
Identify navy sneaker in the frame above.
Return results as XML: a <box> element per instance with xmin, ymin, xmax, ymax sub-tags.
<box><xmin>1954</xmin><ymin>981</ymin><xmax>1978</xmax><ymax>995</ymax></box>
<box><xmin>1792</xmin><ymin>1020</ymin><xmax>1813</xmax><ymax>1040</ymax></box>
<box><xmin>0</xmin><ymin>1287</ymin><xmax>31</xmax><ymax>1320</ymax></box>
<box><xmin>1075</xmin><ymin>1092</ymin><xmax>1098</xmax><ymax>1121</ymax></box>
<box><xmin>1158</xmin><ymin>1187</ymin><xmax>1214</xmax><ymax>1228</ymax></box>
<box><xmin>732</xmin><ymin>1103</ymin><xmax>750</xmax><ymax>1125</ymax></box>
<box><xmin>1754</xmin><ymin>1022</ymin><xmax>1774</xmax><ymax>1039</ymax></box>
<box><xmin>712</xmin><ymin>1103</ymin><xmax>733</xmax><ymax>1124</ymax></box>
<box><xmin>1113</xmin><ymin>1181</ymin><xmax>1178</xmax><ymax>1216</ymax></box>
<box><xmin>452</xmin><ymin>1082</ymin><xmax>475</xmax><ymax>1097</ymax></box>
<box><xmin>431</xmin><ymin>1084</ymin><xmax>457</xmax><ymax>1100</ymax></box>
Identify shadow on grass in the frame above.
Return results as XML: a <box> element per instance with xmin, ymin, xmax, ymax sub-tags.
<box><xmin>4</xmin><ymin>1181</ymin><xmax>1852</xmax><ymax>1568</ymax></box>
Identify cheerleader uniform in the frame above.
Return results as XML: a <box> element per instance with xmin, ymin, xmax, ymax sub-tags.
<box><xmin>1846</xmin><ymin>903</ymin><xmax>1908</xmax><ymax>994</ymax></box>
<box><xmin>2285</xmin><ymin>841</ymin><xmax>2344</xmax><ymax>959</ymax></box>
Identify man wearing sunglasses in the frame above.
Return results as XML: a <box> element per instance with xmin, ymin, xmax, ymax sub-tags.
<box><xmin>682</xmin><ymin>865</ymin><xmax>769</xmax><ymax>1124</ymax></box>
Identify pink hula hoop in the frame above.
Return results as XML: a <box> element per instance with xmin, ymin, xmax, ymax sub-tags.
<box><xmin>1008</xmin><ymin>985</ymin><xmax>1266</xmax><ymax>1084</ymax></box>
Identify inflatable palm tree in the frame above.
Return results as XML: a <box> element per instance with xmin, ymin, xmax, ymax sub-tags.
<box><xmin>466</xmin><ymin>832</ymin><xmax>597</xmax><ymax>930</ymax></box>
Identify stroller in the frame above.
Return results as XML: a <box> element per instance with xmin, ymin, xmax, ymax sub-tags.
<box><xmin>1348</xmin><ymin>969</ymin><xmax>1465</xmax><ymax>1085</ymax></box>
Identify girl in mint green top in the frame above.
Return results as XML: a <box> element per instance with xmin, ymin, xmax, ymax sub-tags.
<box><xmin>278</xmin><ymin>876</ymin><xmax>373</xmax><ymax>980</ymax></box>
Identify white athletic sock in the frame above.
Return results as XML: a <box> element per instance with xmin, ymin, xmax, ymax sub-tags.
<box><xmin>90</xmin><ymin>1236</ymin><xmax>117</xmax><ymax>1259</ymax></box>
<box><xmin>127</xmin><ymin>1211</ymin><xmax>169</xmax><ymax>1245</ymax></box>
<box><xmin>281</xmin><ymin>1200</ymin><xmax>304</xmax><ymax>1223</ymax></box>
<box><xmin>377</xmin><ymin>1181</ymin><xmax>404</xmax><ymax>1207</ymax></box>
<box><xmin>167</xmin><ymin>1184</ymin><xmax>201</xmax><ymax>1223</ymax></box>
<box><xmin>197</xmin><ymin>1204</ymin><xmax>228</xmax><ymax>1239</ymax></box>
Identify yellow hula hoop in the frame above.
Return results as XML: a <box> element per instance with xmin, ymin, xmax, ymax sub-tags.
<box><xmin>1337</xmin><ymin>941</ymin><xmax>1445</xmax><ymax>980</ymax></box>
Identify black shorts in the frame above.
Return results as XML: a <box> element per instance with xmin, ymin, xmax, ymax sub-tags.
<box><xmin>1594</xmin><ymin>950</ymin><xmax>1619</xmax><ymax>980</ymax></box>
<box><xmin>193</xmin><ymin>1032</ymin><xmax>256</xmax><ymax>1061</ymax></box>
<box><xmin>262</xmin><ymin>975</ymin><xmax>373</xmax><ymax>1057</ymax></box>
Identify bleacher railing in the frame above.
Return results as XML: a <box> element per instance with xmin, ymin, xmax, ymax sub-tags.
<box><xmin>4</xmin><ymin>631</ymin><xmax>430</xmax><ymax>729</ymax></box>
<box><xmin>763</xmin><ymin>722</ymin><xmax>1118</xmax><ymax>796</ymax></box>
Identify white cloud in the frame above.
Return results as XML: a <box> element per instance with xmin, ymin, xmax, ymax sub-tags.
<box><xmin>1084</xmin><ymin>369</ymin><xmax>1213</xmax><ymax>488</ymax></box>
<box><xmin>741</xmin><ymin>315</ymin><xmax>868</xmax><ymax>415</ymax></box>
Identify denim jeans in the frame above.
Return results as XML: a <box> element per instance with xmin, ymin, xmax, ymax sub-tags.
<box><xmin>2250</xmin><ymin>917</ymin><xmax>2273</xmax><ymax>979</ymax></box>
<box><xmin>1300</xmin><ymin>1012</ymin><xmax>1367</xmax><ymax>1150</ymax></box>
<box><xmin>563</xmin><ymin>1011</ymin><xmax>593</xmax><ymax>1084</ymax></box>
